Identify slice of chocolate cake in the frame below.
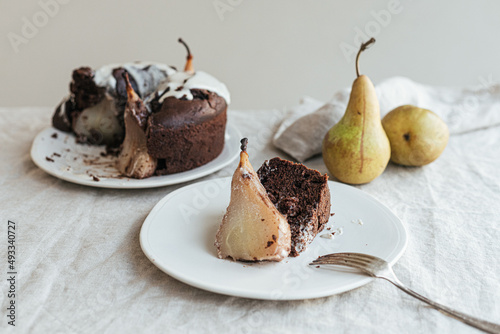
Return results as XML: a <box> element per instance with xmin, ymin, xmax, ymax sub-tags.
<box><xmin>257</xmin><ymin>157</ymin><xmax>331</xmax><ymax>256</ymax></box>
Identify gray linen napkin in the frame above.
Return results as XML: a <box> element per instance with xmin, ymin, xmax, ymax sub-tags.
<box><xmin>274</xmin><ymin>76</ymin><xmax>500</xmax><ymax>162</ymax></box>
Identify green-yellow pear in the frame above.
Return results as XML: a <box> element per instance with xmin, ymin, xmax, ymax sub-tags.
<box><xmin>382</xmin><ymin>105</ymin><xmax>449</xmax><ymax>166</ymax></box>
<box><xmin>322</xmin><ymin>38</ymin><xmax>390</xmax><ymax>184</ymax></box>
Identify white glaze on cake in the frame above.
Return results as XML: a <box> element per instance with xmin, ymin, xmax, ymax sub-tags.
<box><xmin>90</xmin><ymin>62</ymin><xmax>230</xmax><ymax>105</ymax></box>
<box><xmin>155</xmin><ymin>70</ymin><xmax>231</xmax><ymax>105</ymax></box>
<box><xmin>93</xmin><ymin>62</ymin><xmax>176</xmax><ymax>98</ymax></box>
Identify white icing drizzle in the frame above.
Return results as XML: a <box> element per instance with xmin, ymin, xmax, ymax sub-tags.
<box><xmin>93</xmin><ymin>61</ymin><xmax>176</xmax><ymax>98</ymax></box>
<box><xmin>90</xmin><ymin>62</ymin><xmax>230</xmax><ymax>105</ymax></box>
<box><xmin>156</xmin><ymin>70</ymin><xmax>231</xmax><ymax>105</ymax></box>
<box><xmin>56</xmin><ymin>95</ymin><xmax>70</xmax><ymax>121</ymax></box>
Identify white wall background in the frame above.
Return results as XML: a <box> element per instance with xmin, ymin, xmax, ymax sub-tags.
<box><xmin>1</xmin><ymin>0</ymin><xmax>499</xmax><ymax>110</ymax></box>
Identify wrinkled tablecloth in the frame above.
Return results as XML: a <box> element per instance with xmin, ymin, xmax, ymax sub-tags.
<box><xmin>1</xmin><ymin>106</ymin><xmax>499</xmax><ymax>334</ymax></box>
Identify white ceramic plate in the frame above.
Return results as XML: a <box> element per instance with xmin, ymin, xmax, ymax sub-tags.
<box><xmin>30</xmin><ymin>124</ymin><xmax>241</xmax><ymax>189</ymax></box>
<box><xmin>140</xmin><ymin>178</ymin><xmax>408</xmax><ymax>300</ymax></box>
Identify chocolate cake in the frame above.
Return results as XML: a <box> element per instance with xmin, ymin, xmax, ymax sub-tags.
<box><xmin>51</xmin><ymin>40</ymin><xmax>231</xmax><ymax>178</ymax></box>
<box><xmin>53</xmin><ymin>62</ymin><xmax>174</xmax><ymax>147</ymax></box>
<box><xmin>147</xmin><ymin>89</ymin><xmax>227</xmax><ymax>174</ymax></box>
<box><xmin>257</xmin><ymin>157</ymin><xmax>331</xmax><ymax>256</ymax></box>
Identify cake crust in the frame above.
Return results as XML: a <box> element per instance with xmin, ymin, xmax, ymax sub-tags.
<box><xmin>147</xmin><ymin>89</ymin><xmax>227</xmax><ymax>174</ymax></box>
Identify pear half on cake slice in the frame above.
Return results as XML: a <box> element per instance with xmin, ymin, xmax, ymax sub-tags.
<box><xmin>116</xmin><ymin>72</ymin><xmax>157</xmax><ymax>179</ymax></box>
<box><xmin>215</xmin><ymin>138</ymin><xmax>291</xmax><ymax>261</ymax></box>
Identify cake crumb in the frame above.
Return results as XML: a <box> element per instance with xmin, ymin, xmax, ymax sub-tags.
<box><xmin>351</xmin><ymin>219</ymin><xmax>364</xmax><ymax>226</ymax></box>
<box><xmin>91</xmin><ymin>175</ymin><xmax>100</xmax><ymax>182</ymax></box>
<box><xmin>330</xmin><ymin>213</ymin><xmax>335</xmax><ymax>216</ymax></box>
<box><xmin>45</xmin><ymin>157</ymin><xmax>54</xmax><ymax>162</ymax></box>
<box><xmin>336</xmin><ymin>227</ymin><xmax>344</xmax><ymax>235</ymax></box>
<box><xmin>51</xmin><ymin>133</ymin><xmax>58</xmax><ymax>139</ymax></box>
<box><xmin>320</xmin><ymin>233</ymin><xmax>335</xmax><ymax>240</ymax></box>
<box><xmin>53</xmin><ymin>152</ymin><xmax>61</xmax><ymax>157</ymax></box>
<box><xmin>315</xmin><ymin>266</ymin><xmax>320</xmax><ymax>268</ymax></box>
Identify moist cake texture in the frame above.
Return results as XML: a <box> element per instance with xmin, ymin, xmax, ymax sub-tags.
<box><xmin>257</xmin><ymin>157</ymin><xmax>331</xmax><ymax>256</ymax></box>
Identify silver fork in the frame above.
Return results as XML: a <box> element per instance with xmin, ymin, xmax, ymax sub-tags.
<box><xmin>310</xmin><ymin>252</ymin><xmax>500</xmax><ymax>334</ymax></box>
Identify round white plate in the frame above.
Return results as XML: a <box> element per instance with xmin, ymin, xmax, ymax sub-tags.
<box><xmin>30</xmin><ymin>124</ymin><xmax>241</xmax><ymax>189</ymax></box>
<box><xmin>140</xmin><ymin>178</ymin><xmax>408</xmax><ymax>300</ymax></box>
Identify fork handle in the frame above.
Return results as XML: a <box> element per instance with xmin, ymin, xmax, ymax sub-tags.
<box><xmin>385</xmin><ymin>279</ymin><xmax>500</xmax><ymax>334</ymax></box>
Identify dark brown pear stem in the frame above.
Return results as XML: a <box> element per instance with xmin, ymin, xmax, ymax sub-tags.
<box><xmin>122</xmin><ymin>72</ymin><xmax>136</xmax><ymax>100</ymax></box>
<box><xmin>355</xmin><ymin>38</ymin><xmax>376</xmax><ymax>78</ymax></box>
<box><xmin>178</xmin><ymin>38</ymin><xmax>194</xmax><ymax>73</ymax></box>
<box><xmin>240</xmin><ymin>138</ymin><xmax>248</xmax><ymax>152</ymax></box>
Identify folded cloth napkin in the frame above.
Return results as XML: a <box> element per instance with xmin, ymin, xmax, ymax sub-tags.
<box><xmin>274</xmin><ymin>76</ymin><xmax>500</xmax><ymax>162</ymax></box>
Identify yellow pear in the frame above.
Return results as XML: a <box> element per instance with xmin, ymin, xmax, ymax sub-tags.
<box><xmin>382</xmin><ymin>105</ymin><xmax>449</xmax><ymax>166</ymax></box>
<box><xmin>215</xmin><ymin>138</ymin><xmax>291</xmax><ymax>261</ymax></box>
<box><xmin>322</xmin><ymin>38</ymin><xmax>390</xmax><ymax>184</ymax></box>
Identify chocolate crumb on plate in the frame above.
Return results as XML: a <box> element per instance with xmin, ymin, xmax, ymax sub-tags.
<box><xmin>53</xmin><ymin>153</ymin><xmax>61</xmax><ymax>157</ymax></box>
<box><xmin>51</xmin><ymin>133</ymin><xmax>58</xmax><ymax>139</ymax></box>
<box><xmin>45</xmin><ymin>157</ymin><xmax>54</xmax><ymax>162</ymax></box>
<box><xmin>92</xmin><ymin>175</ymin><xmax>100</xmax><ymax>182</ymax></box>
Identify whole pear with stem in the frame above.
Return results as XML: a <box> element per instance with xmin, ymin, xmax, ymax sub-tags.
<box><xmin>322</xmin><ymin>38</ymin><xmax>390</xmax><ymax>184</ymax></box>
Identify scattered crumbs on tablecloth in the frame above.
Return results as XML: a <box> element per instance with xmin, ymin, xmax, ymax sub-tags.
<box><xmin>45</xmin><ymin>156</ymin><xmax>54</xmax><ymax>162</ymax></box>
<box><xmin>351</xmin><ymin>219</ymin><xmax>364</xmax><ymax>226</ymax></box>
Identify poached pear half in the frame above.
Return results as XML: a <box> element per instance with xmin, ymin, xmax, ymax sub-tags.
<box><xmin>322</xmin><ymin>38</ymin><xmax>390</xmax><ymax>184</ymax></box>
<box><xmin>116</xmin><ymin>73</ymin><xmax>157</xmax><ymax>179</ymax></box>
<box><xmin>215</xmin><ymin>139</ymin><xmax>291</xmax><ymax>261</ymax></box>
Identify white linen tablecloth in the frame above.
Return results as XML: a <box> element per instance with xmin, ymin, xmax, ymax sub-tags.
<box><xmin>1</xmin><ymin>107</ymin><xmax>499</xmax><ymax>334</ymax></box>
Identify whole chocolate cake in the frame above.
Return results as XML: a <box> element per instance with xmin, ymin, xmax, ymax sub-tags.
<box><xmin>257</xmin><ymin>157</ymin><xmax>331</xmax><ymax>256</ymax></box>
<box><xmin>52</xmin><ymin>39</ymin><xmax>230</xmax><ymax>178</ymax></box>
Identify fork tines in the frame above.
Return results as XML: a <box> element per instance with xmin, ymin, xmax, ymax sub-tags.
<box><xmin>309</xmin><ymin>253</ymin><xmax>381</xmax><ymax>275</ymax></box>
<box><xmin>310</xmin><ymin>252</ymin><xmax>374</xmax><ymax>265</ymax></box>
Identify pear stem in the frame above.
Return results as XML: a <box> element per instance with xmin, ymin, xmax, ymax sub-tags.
<box><xmin>355</xmin><ymin>38</ymin><xmax>376</xmax><ymax>78</ymax></box>
<box><xmin>178</xmin><ymin>38</ymin><xmax>194</xmax><ymax>73</ymax></box>
<box><xmin>240</xmin><ymin>138</ymin><xmax>248</xmax><ymax>152</ymax></box>
<box><xmin>122</xmin><ymin>71</ymin><xmax>135</xmax><ymax>99</ymax></box>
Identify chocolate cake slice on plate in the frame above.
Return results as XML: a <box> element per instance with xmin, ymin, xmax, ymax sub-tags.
<box><xmin>257</xmin><ymin>157</ymin><xmax>331</xmax><ymax>256</ymax></box>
